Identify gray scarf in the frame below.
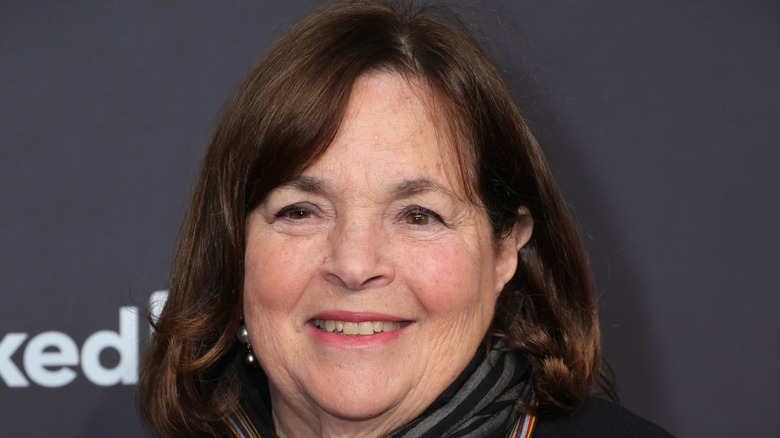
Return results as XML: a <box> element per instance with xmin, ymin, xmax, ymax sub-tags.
<box><xmin>386</xmin><ymin>343</ymin><xmax>530</xmax><ymax>437</ymax></box>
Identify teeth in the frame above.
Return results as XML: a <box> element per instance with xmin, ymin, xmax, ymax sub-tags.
<box><xmin>312</xmin><ymin>319</ymin><xmax>407</xmax><ymax>336</ymax></box>
<box><xmin>343</xmin><ymin>321</ymin><xmax>359</xmax><ymax>335</ymax></box>
<box><xmin>358</xmin><ymin>322</ymin><xmax>374</xmax><ymax>335</ymax></box>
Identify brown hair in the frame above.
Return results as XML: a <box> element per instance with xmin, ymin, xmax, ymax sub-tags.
<box><xmin>137</xmin><ymin>1</ymin><xmax>612</xmax><ymax>435</ymax></box>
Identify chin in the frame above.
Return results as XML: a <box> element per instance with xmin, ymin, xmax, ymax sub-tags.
<box><xmin>308</xmin><ymin>374</ymin><xmax>411</xmax><ymax>423</ymax></box>
<box><xmin>321</xmin><ymin>400</ymin><xmax>396</xmax><ymax>422</ymax></box>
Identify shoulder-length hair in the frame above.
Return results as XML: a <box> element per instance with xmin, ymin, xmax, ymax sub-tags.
<box><xmin>137</xmin><ymin>1</ymin><xmax>610</xmax><ymax>435</ymax></box>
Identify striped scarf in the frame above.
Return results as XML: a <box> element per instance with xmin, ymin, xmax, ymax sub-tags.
<box><xmin>226</xmin><ymin>342</ymin><xmax>535</xmax><ymax>438</ymax></box>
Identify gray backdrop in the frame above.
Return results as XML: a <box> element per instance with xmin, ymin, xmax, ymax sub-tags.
<box><xmin>1</xmin><ymin>1</ymin><xmax>778</xmax><ymax>436</ymax></box>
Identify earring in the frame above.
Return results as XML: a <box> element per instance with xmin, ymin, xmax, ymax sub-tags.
<box><xmin>236</xmin><ymin>324</ymin><xmax>259</xmax><ymax>368</ymax></box>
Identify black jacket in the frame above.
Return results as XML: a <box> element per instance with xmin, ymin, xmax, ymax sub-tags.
<box><xmin>532</xmin><ymin>397</ymin><xmax>674</xmax><ymax>438</ymax></box>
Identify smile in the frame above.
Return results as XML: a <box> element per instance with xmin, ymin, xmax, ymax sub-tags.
<box><xmin>312</xmin><ymin>319</ymin><xmax>411</xmax><ymax>336</ymax></box>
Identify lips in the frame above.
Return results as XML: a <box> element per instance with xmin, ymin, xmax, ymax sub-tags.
<box><xmin>309</xmin><ymin>311</ymin><xmax>412</xmax><ymax>337</ymax></box>
<box><xmin>312</xmin><ymin>319</ymin><xmax>411</xmax><ymax>336</ymax></box>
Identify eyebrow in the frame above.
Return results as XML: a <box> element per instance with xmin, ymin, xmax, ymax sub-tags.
<box><xmin>281</xmin><ymin>175</ymin><xmax>457</xmax><ymax>200</ymax></box>
<box><xmin>391</xmin><ymin>178</ymin><xmax>458</xmax><ymax>199</ymax></box>
<box><xmin>282</xmin><ymin>175</ymin><xmax>328</xmax><ymax>193</ymax></box>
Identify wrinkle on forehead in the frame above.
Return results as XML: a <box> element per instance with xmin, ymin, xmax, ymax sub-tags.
<box><xmin>325</xmin><ymin>71</ymin><xmax>476</xmax><ymax>204</ymax></box>
<box><xmin>280</xmin><ymin>174</ymin><xmax>461</xmax><ymax>204</ymax></box>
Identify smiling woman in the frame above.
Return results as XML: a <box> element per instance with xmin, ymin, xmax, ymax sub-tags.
<box><xmin>241</xmin><ymin>73</ymin><xmax>528</xmax><ymax>436</ymax></box>
<box><xmin>137</xmin><ymin>1</ymin><xmax>672</xmax><ymax>437</ymax></box>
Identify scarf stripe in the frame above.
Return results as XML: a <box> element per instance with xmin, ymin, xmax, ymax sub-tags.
<box><xmin>225</xmin><ymin>410</ymin><xmax>537</xmax><ymax>438</ymax></box>
<box><xmin>403</xmin><ymin>352</ymin><xmax>509</xmax><ymax>435</ymax></box>
<box><xmin>385</xmin><ymin>345</ymin><xmax>530</xmax><ymax>437</ymax></box>
<box><xmin>226</xmin><ymin>411</ymin><xmax>537</xmax><ymax>438</ymax></box>
<box><xmin>226</xmin><ymin>405</ymin><xmax>262</xmax><ymax>438</ymax></box>
<box><xmin>505</xmin><ymin>395</ymin><xmax>537</xmax><ymax>438</ymax></box>
<box><xmin>505</xmin><ymin>413</ymin><xmax>537</xmax><ymax>438</ymax></box>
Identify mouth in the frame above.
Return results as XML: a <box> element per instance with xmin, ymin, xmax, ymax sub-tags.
<box><xmin>311</xmin><ymin>319</ymin><xmax>412</xmax><ymax>336</ymax></box>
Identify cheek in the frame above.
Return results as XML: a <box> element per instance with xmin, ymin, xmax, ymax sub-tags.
<box><xmin>242</xmin><ymin>235</ymin><xmax>323</xmax><ymax>374</ymax></box>
<box><xmin>404</xmin><ymin>238</ymin><xmax>497</xmax><ymax>319</ymax></box>
<box><xmin>243</xmin><ymin>235</ymin><xmax>321</xmax><ymax>317</ymax></box>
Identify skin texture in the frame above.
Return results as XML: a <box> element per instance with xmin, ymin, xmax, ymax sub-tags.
<box><xmin>243</xmin><ymin>72</ymin><xmax>532</xmax><ymax>437</ymax></box>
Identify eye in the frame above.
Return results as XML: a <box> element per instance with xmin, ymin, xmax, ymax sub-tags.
<box><xmin>405</xmin><ymin>212</ymin><xmax>430</xmax><ymax>225</ymax></box>
<box><xmin>401</xmin><ymin>206</ymin><xmax>442</xmax><ymax>226</ymax></box>
<box><xmin>275</xmin><ymin>204</ymin><xmax>315</xmax><ymax>221</ymax></box>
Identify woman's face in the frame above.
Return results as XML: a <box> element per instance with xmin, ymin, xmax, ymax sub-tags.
<box><xmin>243</xmin><ymin>72</ymin><xmax>526</xmax><ymax>435</ymax></box>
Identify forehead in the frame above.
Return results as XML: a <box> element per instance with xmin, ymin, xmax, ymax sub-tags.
<box><xmin>300</xmin><ymin>72</ymin><xmax>468</xmax><ymax>196</ymax></box>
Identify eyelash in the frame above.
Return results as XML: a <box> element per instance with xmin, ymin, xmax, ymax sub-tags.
<box><xmin>273</xmin><ymin>204</ymin><xmax>445</xmax><ymax>226</ymax></box>
<box><xmin>275</xmin><ymin>204</ymin><xmax>316</xmax><ymax>220</ymax></box>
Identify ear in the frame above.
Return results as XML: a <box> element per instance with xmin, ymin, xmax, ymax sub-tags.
<box><xmin>493</xmin><ymin>207</ymin><xmax>534</xmax><ymax>297</ymax></box>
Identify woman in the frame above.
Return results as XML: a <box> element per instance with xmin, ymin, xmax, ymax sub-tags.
<box><xmin>138</xmin><ymin>1</ymin><xmax>673</xmax><ymax>437</ymax></box>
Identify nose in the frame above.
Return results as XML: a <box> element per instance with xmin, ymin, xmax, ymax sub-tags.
<box><xmin>324</xmin><ymin>216</ymin><xmax>394</xmax><ymax>291</ymax></box>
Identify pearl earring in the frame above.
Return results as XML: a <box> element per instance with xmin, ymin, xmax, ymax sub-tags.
<box><xmin>236</xmin><ymin>324</ymin><xmax>259</xmax><ymax>368</ymax></box>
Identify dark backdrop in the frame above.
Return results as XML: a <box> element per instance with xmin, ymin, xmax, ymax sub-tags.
<box><xmin>2</xmin><ymin>1</ymin><xmax>778</xmax><ymax>436</ymax></box>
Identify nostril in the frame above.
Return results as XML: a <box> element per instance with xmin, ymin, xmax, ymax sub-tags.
<box><xmin>325</xmin><ymin>271</ymin><xmax>391</xmax><ymax>291</ymax></box>
<box><xmin>325</xmin><ymin>272</ymin><xmax>348</xmax><ymax>289</ymax></box>
<box><xmin>361</xmin><ymin>275</ymin><xmax>385</xmax><ymax>288</ymax></box>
